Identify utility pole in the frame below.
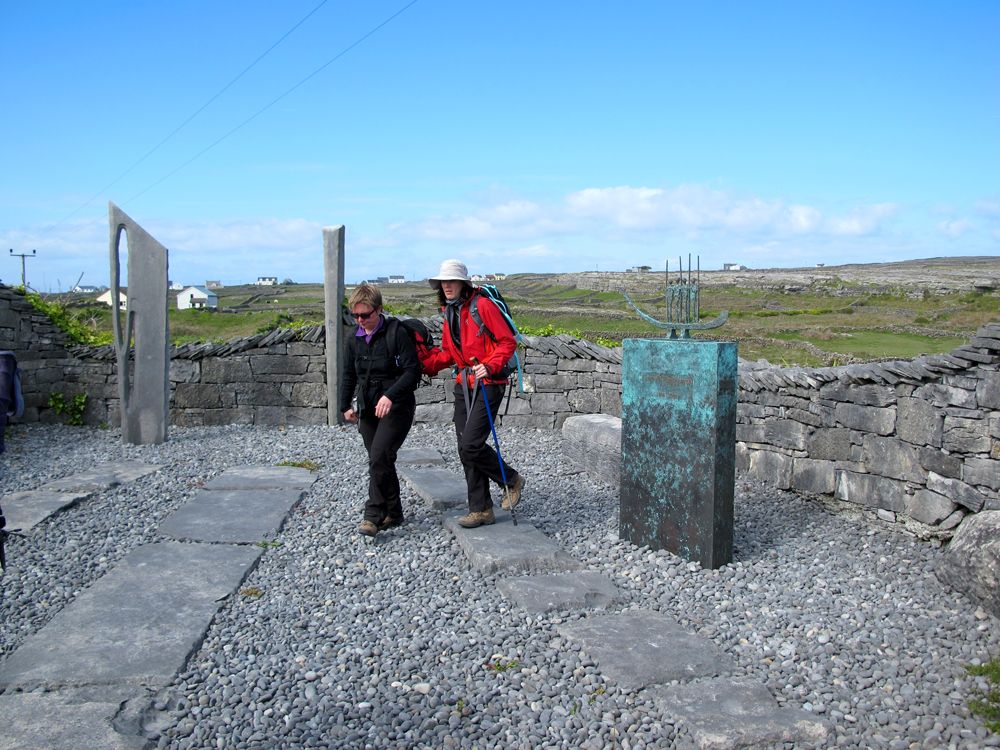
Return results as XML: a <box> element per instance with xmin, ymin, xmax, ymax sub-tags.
<box><xmin>9</xmin><ymin>248</ymin><xmax>36</xmax><ymax>289</ymax></box>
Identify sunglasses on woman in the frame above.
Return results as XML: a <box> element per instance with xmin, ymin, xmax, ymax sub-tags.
<box><xmin>352</xmin><ymin>309</ymin><xmax>377</xmax><ymax>320</ymax></box>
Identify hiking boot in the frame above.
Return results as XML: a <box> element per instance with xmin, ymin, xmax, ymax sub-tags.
<box><xmin>358</xmin><ymin>520</ymin><xmax>378</xmax><ymax>537</ymax></box>
<box><xmin>378</xmin><ymin>516</ymin><xmax>404</xmax><ymax>531</ymax></box>
<box><xmin>457</xmin><ymin>509</ymin><xmax>495</xmax><ymax>528</ymax></box>
<box><xmin>501</xmin><ymin>474</ymin><xmax>525</xmax><ymax>510</ymax></box>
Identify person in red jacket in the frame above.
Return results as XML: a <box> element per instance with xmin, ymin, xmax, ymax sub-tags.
<box><xmin>421</xmin><ymin>260</ymin><xmax>525</xmax><ymax>528</ymax></box>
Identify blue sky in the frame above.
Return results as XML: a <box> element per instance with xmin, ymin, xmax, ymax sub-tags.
<box><xmin>2</xmin><ymin>1</ymin><xmax>998</xmax><ymax>290</ymax></box>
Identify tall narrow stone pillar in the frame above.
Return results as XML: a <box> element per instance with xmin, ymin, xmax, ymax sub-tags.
<box><xmin>108</xmin><ymin>202</ymin><xmax>170</xmax><ymax>445</ymax></box>
<box><xmin>323</xmin><ymin>226</ymin><xmax>346</xmax><ymax>426</ymax></box>
<box><xmin>620</xmin><ymin>339</ymin><xmax>737</xmax><ymax>568</ymax></box>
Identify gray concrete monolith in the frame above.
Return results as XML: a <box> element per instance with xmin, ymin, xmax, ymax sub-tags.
<box><xmin>323</xmin><ymin>225</ymin><xmax>346</xmax><ymax>426</ymax></box>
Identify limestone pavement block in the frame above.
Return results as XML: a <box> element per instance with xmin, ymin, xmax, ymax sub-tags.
<box><xmin>497</xmin><ymin>570</ymin><xmax>624</xmax><ymax>613</ymax></box>
<box><xmin>0</xmin><ymin>541</ymin><xmax>262</xmax><ymax>690</ymax></box>
<box><xmin>159</xmin><ymin>488</ymin><xmax>306</xmax><ymax>543</ymax></box>
<box><xmin>39</xmin><ymin>461</ymin><xmax>160</xmax><ymax>492</ymax></box>
<box><xmin>399</xmin><ymin>466</ymin><xmax>467</xmax><ymax>509</ymax></box>
<box><xmin>443</xmin><ymin>514</ymin><xmax>581</xmax><ymax>575</ymax></box>
<box><xmin>0</xmin><ymin>687</ymin><xmax>146</xmax><ymax>750</ymax></box>
<box><xmin>203</xmin><ymin>465</ymin><xmax>317</xmax><ymax>490</ymax></box>
<box><xmin>0</xmin><ymin>489</ymin><xmax>93</xmax><ymax>531</ymax></box>
<box><xmin>557</xmin><ymin>610</ymin><xmax>735</xmax><ymax>691</ymax></box>
<box><xmin>396</xmin><ymin>446</ymin><xmax>446</xmax><ymax>465</ymax></box>
<box><xmin>645</xmin><ymin>677</ymin><xmax>830</xmax><ymax>750</ymax></box>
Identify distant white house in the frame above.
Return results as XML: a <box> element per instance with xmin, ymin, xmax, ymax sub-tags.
<box><xmin>387</xmin><ymin>275</ymin><xmax>405</xmax><ymax>284</ymax></box>
<box><xmin>97</xmin><ymin>289</ymin><xmax>127</xmax><ymax>308</ymax></box>
<box><xmin>169</xmin><ymin>281</ymin><xmax>185</xmax><ymax>291</ymax></box>
<box><xmin>73</xmin><ymin>284</ymin><xmax>101</xmax><ymax>294</ymax></box>
<box><xmin>177</xmin><ymin>286</ymin><xmax>219</xmax><ymax>310</ymax></box>
<box><xmin>255</xmin><ymin>276</ymin><xmax>278</xmax><ymax>286</ymax></box>
<box><xmin>723</xmin><ymin>263</ymin><xmax>747</xmax><ymax>271</ymax></box>
<box><xmin>205</xmin><ymin>280</ymin><xmax>223</xmax><ymax>289</ymax></box>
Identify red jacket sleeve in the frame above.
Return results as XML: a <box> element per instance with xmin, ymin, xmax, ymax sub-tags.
<box><xmin>420</xmin><ymin>344</ymin><xmax>453</xmax><ymax>376</ymax></box>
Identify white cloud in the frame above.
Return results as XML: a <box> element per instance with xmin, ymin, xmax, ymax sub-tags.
<box><xmin>376</xmin><ymin>185</ymin><xmax>899</xmax><ymax>247</ymax></box>
<box><xmin>937</xmin><ymin>218</ymin><xmax>972</xmax><ymax>237</ymax></box>
<box><xmin>1</xmin><ymin>216</ymin><xmax>326</xmax><ymax>289</ymax></box>
<box><xmin>974</xmin><ymin>198</ymin><xmax>1000</xmax><ymax>217</ymax></box>
<box><xmin>823</xmin><ymin>203</ymin><xmax>898</xmax><ymax>236</ymax></box>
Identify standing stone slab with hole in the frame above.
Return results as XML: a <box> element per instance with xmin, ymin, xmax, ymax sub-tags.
<box><xmin>109</xmin><ymin>202</ymin><xmax>170</xmax><ymax>445</ymax></box>
<box><xmin>620</xmin><ymin>339</ymin><xmax>736</xmax><ymax>569</ymax></box>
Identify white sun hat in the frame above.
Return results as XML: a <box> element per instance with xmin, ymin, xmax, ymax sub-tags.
<box><xmin>428</xmin><ymin>259</ymin><xmax>471</xmax><ymax>289</ymax></box>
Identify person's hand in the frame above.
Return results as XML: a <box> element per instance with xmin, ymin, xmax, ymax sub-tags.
<box><xmin>343</xmin><ymin>408</ymin><xmax>358</xmax><ymax>423</ymax></box>
<box><xmin>471</xmin><ymin>363</ymin><xmax>489</xmax><ymax>381</ymax></box>
<box><xmin>374</xmin><ymin>396</ymin><xmax>393</xmax><ymax>418</ymax></box>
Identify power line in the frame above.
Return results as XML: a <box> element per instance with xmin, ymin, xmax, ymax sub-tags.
<box><xmin>51</xmin><ymin>0</ymin><xmax>331</xmax><ymax>228</ymax></box>
<box><xmin>124</xmin><ymin>0</ymin><xmax>421</xmax><ymax>206</ymax></box>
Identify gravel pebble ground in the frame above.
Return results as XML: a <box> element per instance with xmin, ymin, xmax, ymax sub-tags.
<box><xmin>1</xmin><ymin>422</ymin><xmax>998</xmax><ymax>750</ymax></box>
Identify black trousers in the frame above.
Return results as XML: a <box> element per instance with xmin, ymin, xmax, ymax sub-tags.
<box><xmin>357</xmin><ymin>402</ymin><xmax>415</xmax><ymax>523</ymax></box>
<box><xmin>452</xmin><ymin>382</ymin><xmax>517</xmax><ymax>513</ymax></box>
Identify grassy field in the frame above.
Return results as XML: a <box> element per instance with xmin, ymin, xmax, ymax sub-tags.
<box><xmin>49</xmin><ymin>270</ymin><xmax>1000</xmax><ymax>366</ymax></box>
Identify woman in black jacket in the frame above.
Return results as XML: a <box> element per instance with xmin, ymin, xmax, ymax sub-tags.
<box><xmin>339</xmin><ymin>285</ymin><xmax>421</xmax><ymax>537</ymax></box>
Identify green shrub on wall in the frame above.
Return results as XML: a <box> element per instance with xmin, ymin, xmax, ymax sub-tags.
<box><xmin>48</xmin><ymin>393</ymin><xmax>88</xmax><ymax>426</ymax></box>
<box><xmin>23</xmin><ymin>290</ymin><xmax>111</xmax><ymax>346</ymax></box>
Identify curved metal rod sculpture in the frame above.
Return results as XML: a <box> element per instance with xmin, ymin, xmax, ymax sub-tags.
<box><xmin>622</xmin><ymin>290</ymin><xmax>729</xmax><ymax>338</ymax></box>
<box><xmin>621</xmin><ymin>255</ymin><xmax>729</xmax><ymax>339</ymax></box>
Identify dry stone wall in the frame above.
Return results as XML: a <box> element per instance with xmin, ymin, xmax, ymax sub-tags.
<box><xmin>4</xmin><ymin>285</ymin><xmax>998</xmax><ymax>534</ymax></box>
<box><xmin>0</xmin><ymin>286</ymin><xmax>90</xmax><ymax>423</ymax></box>
<box><xmin>736</xmin><ymin>322</ymin><xmax>1000</xmax><ymax>532</ymax></box>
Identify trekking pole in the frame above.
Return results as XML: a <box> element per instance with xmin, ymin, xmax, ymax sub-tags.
<box><xmin>472</xmin><ymin>359</ymin><xmax>517</xmax><ymax>526</ymax></box>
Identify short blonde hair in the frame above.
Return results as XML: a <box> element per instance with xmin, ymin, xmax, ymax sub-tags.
<box><xmin>348</xmin><ymin>284</ymin><xmax>382</xmax><ymax>311</ymax></box>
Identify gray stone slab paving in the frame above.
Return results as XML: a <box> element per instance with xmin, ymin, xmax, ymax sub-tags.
<box><xmin>645</xmin><ymin>677</ymin><xmax>830</xmax><ymax>749</ymax></box>
<box><xmin>159</xmin><ymin>488</ymin><xmax>306</xmax><ymax>543</ymax></box>
<box><xmin>443</xmin><ymin>514</ymin><xmax>581</xmax><ymax>574</ymax></box>
<box><xmin>399</xmin><ymin>466</ymin><xmax>468</xmax><ymax>509</ymax></box>
<box><xmin>497</xmin><ymin>570</ymin><xmax>625</xmax><ymax>613</ymax></box>
<box><xmin>0</xmin><ymin>489</ymin><xmax>93</xmax><ymax>531</ymax></box>
<box><xmin>0</xmin><ymin>687</ymin><xmax>145</xmax><ymax>750</ymax></box>
<box><xmin>0</xmin><ymin>541</ymin><xmax>261</xmax><ymax>690</ymax></box>
<box><xmin>39</xmin><ymin>461</ymin><xmax>160</xmax><ymax>492</ymax></box>
<box><xmin>397</xmin><ymin>446</ymin><xmax>446</xmax><ymax>465</ymax></box>
<box><xmin>202</xmin><ymin>465</ymin><xmax>316</xmax><ymax>490</ymax></box>
<box><xmin>557</xmin><ymin>610</ymin><xmax>735</xmax><ymax>691</ymax></box>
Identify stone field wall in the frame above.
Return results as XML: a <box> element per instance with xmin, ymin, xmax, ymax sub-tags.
<box><xmin>2</xmin><ymin>285</ymin><xmax>997</xmax><ymax>532</ymax></box>
<box><xmin>735</xmin><ymin>324</ymin><xmax>1000</xmax><ymax>533</ymax></box>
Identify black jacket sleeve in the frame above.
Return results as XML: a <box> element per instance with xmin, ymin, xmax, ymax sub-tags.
<box><xmin>338</xmin><ymin>335</ymin><xmax>358</xmax><ymax>413</ymax></box>
<box><xmin>382</xmin><ymin>320</ymin><xmax>421</xmax><ymax>403</ymax></box>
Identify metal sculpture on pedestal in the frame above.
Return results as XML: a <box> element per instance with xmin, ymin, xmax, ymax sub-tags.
<box><xmin>622</xmin><ymin>255</ymin><xmax>729</xmax><ymax>338</ymax></box>
<box><xmin>620</xmin><ymin>255</ymin><xmax>736</xmax><ymax>568</ymax></box>
<box><xmin>109</xmin><ymin>202</ymin><xmax>170</xmax><ymax>445</ymax></box>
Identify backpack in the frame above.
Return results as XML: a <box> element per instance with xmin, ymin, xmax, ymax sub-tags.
<box><xmin>385</xmin><ymin>317</ymin><xmax>435</xmax><ymax>382</ymax></box>
<box><xmin>469</xmin><ymin>285</ymin><xmax>526</xmax><ymax>392</ymax></box>
<box><xmin>394</xmin><ymin>317</ymin><xmax>434</xmax><ymax>351</ymax></box>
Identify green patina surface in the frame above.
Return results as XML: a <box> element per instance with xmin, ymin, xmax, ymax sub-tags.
<box><xmin>620</xmin><ymin>339</ymin><xmax>737</xmax><ymax>569</ymax></box>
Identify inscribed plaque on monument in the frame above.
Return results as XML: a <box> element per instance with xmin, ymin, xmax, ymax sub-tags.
<box><xmin>620</xmin><ymin>339</ymin><xmax>737</xmax><ymax>568</ymax></box>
